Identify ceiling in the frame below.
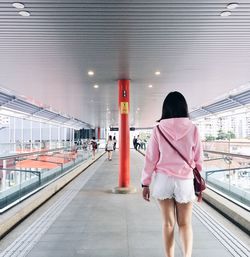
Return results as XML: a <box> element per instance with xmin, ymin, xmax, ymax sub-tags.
<box><xmin>0</xmin><ymin>0</ymin><xmax>250</xmax><ymax>128</ymax></box>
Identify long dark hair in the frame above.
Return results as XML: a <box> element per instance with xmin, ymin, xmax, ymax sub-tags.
<box><xmin>157</xmin><ymin>91</ymin><xmax>189</xmax><ymax>121</ymax></box>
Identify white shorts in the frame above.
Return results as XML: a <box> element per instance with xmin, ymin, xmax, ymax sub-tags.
<box><xmin>152</xmin><ymin>172</ymin><xmax>195</xmax><ymax>203</ymax></box>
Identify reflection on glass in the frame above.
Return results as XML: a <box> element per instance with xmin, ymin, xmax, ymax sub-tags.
<box><xmin>0</xmin><ymin>145</ymin><xmax>93</xmax><ymax>211</ymax></box>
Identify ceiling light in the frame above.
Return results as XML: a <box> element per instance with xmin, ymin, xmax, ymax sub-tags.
<box><xmin>220</xmin><ymin>11</ymin><xmax>231</xmax><ymax>17</ymax></box>
<box><xmin>12</xmin><ymin>2</ymin><xmax>25</xmax><ymax>9</ymax></box>
<box><xmin>155</xmin><ymin>71</ymin><xmax>161</xmax><ymax>75</ymax></box>
<box><xmin>88</xmin><ymin>70</ymin><xmax>94</xmax><ymax>76</ymax></box>
<box><xmin>227</xmin><ymin>3</ymin><xmax>239</xmax><ymax>10</ymax></box>
<box><xmin>148</xmin><ymin>84</ymin><xmax>153</xmax><ymax>88</ymax></box>
<box><xmin>137</xmin><ymin>108</ymin><xmax>140</xmax><ymax>111</ymax></box>
<box><xmin>19</xmin><ymin>10</ymin><xmax>30</xmax><ymax>16</ymax></box>
<box><xmin>93</xmin><ymin>85</ymin><xmax>99</xmax><ymax>88</ymax></box>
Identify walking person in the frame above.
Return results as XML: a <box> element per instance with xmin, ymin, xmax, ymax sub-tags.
<box><xmin>106</xmin><ymin>135</ymin><xmax>114</xmax><ymax>161</ymax></box>
<box><xmin>90</xmin><ymin>137</ymin><xmax>97</xmax><ymax>160</ymax></box>
<box><xmin>136</xmin><ymin>135</ymin><xmax>141</xmax><ymax>150</ymax></box>
<box><xmin>113</xmin><ymin>136</ymin><xmax>117</xmax><ymax>151</ymax></box>
<box><xmin>133</xmin><ymin>136</ymin><xmax>137</xmax><ymax>149</ymax></box>
<box><xmin>141</xmin><ymin>91</ymin><xmax>203</xmax><ymax>257</ymax></box>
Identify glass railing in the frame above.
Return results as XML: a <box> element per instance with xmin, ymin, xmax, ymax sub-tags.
<box><xmin>0</xmin><ymin>145</ymin><xmax>96</xmax><ymax>212</ymax></box>
<box><xmin>203</xmin><ymin>150</ymin><xmax>250</xmax><ymax>208</ymax></box>
<box><xmin>203</xmin><ymin>140</ymin><xmax>250</xmax><ymax>155</ymax></box>
<box><xmin>137</xmin><ymin>140</ymin><xmax>250</xmax><ymax>208</ymax></box>
<box><xmin>0</xmin><ymin>141</ymin><xmax>73</xmax><ymax>157</ymax></box>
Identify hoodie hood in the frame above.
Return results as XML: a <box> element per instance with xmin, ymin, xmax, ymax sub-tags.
<box><xmin>159</xmin><ymin>118</ymin><xmax>193</xmax><ymax>141</ymax></box>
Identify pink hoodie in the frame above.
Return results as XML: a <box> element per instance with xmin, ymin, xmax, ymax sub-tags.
<box><xmin>141</xmin><ymin>118</ymin><xmax>203</xmax><ymax>186</ymax></box>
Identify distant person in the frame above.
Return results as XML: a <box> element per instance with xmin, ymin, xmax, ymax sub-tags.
<box><xmin>136</xmin><ymin>135</ymin><xmax>141</xmax><ymax>150</ymax></box>
<box><xmin>133</xmin><ymin>136</ymin><xmax>137</xmax><ymax>149</ymax></box>
<box><xmin>141</xmin><ymin>91</ymin><xmax>203</xmax><ymax>257</ymax></box>
<box><xmin>82</xmin><ymin>140</ymin><xmax>88</xmax><ymax>151</ymax></box>
<box><xmin>113</xmin><ymin>136</ymin><xmax>117</xmax><ymax>151</ymax></box>
<box><xmin>90</xmin><ymin>137</ymin><xmax>97</xmax><ymax>159</ymax></box>
<box><xmin>106</xmin><ymin>135</ymin><xmax>113</xmax><ymax>161</ymax></box>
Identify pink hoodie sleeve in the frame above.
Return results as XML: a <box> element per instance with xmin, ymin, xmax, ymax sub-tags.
<box><xmin>193</xmin><ymin>126</ymin><xmax>203</xmax><ymax>172</ymax></box>
<box><xmin>141</xmin><ymin>127</ymin><xmax>160</xmax><ymax>186</ymax></box>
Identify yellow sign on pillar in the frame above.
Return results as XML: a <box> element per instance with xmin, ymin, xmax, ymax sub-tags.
<box><xmin>120</xmin><ymin>102</ymin><xmax>129</xmax><ymax>114</ymax></box>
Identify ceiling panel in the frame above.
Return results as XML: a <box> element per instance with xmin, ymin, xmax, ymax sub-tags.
<box><xmin>0</xmin><ymin>0</ymin><xmax>250</xmax><ymax>128</ymax></box>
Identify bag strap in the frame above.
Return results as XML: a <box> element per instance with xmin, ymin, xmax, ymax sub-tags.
<box><xmin>156</xmin><ymin>125</ymin><xmax>194</xmax><ymax>170</ymax></box>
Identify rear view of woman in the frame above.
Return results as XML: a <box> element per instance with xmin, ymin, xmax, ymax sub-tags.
<box><xmin>106</xmin><ymin>135</ymin><xmax>114</xmax><ymax>161</ymax></box>
<box><xmin>141</xmin><ymin>91</ymin><xmax>203</xmax><ymax>257</ymax></box>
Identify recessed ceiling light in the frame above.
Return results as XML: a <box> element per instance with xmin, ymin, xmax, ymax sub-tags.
<box><xmin>148</xmin><ymin>84</ymin><xmax>153</xmax><ymax>88</ymax></box>
<box><xmin>137</xmin><ymin>108</ymin><xmax>140</xmax><ymax>111</ymax></box>
<box><xmin>220</xmin><ymin>11</ymin><xmax>231</xmax><ymax>17</ymax></box>
<box><xmin>155</xmin><ymin>71</ymin><xmax>161</xmax><ymax>75</ymax></box>
<box><xmin>88</xmin><ymin>70</ymin><xmax>94</xmax><ymax>76</ymax></box>
<box><xmin>93</xmin><ymin>84</ymin><xmax>99</xmax><ymax>88</ymax></box>
<box><xmin>19</xmin><ymin>10</ymin><xmax>30</xmax><ymax>16</ymax></box>
<box><xmin>12</xmin><ymin>2</ymin><xmax>25</xmax><ymax>9</ymax></box>
<box><xmin>227</xmin><ymin>3</ymin><xmax>239</xmax><ymax>10</ymax></box>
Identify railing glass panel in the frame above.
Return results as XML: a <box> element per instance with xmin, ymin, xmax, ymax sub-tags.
<box><xmin>139</xmin><ymin>139</ymin><xmax>250</xmax><ymax>208</ymax></box>
<box><xmin>203</xmin><ymin>150</ymin><xmax>250</xmax><ymax>208</ymax></box>
<box><xmin>0</xmin><ymin>145</ymin><xmax>95</xmax><ymax>212</ymax></box>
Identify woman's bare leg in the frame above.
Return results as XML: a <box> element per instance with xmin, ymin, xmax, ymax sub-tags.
<box><xmin>176</xmin><ymin>202</ymin><xmax>193</xmax><ymax>257</ymax></box>
<box><xmin>158</xmin><ymin>199</ymin><xmax>176</xmax><ymax>257</ymax></box>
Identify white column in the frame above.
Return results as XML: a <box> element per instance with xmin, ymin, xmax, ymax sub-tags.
<box><xmin>21</xmin><ymin>119</ymin><xmax>24</xmax><ymax>152</ymax></box>
<box><xmin>70</xmin><ymin>128</ymin><xmax>72</xmax><ymax>147</ymax></box>
<box><xmin>13</xmin><ymin>117</ymin><xmax>16</xmax><ymax>152</ymax></box>
<box><xmin>30</xmin><ymin>120</ymin><xmax>33</xmax><ymax>151</ymax></box>
<box><xmin>39</xmin><ymin>121</ymin><xmax>42</xmax><ymax>150</ymax></box>
<box><xmin>2</xmin><ymin>160</ymin><xmax>7</xmax><ymax>190</ymax></box>
<box><xmin>8</xmin><ymin>119</ymin><xmax>11</xmax><ymax>145</ymax></box>
<box><xmin>57</xmin><ymin>126</ymin><xmax>60</xmax><ymax>147</ymax></box>
<box><xmin>49</xmin><ymin>124</ymin><xmax>52</xmax><ymax>149</ymax></box>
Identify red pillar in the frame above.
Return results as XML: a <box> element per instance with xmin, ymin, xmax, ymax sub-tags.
<box><xmin>97</xmin><ymin>127</ymin><xmax>101</xmax><ymax>140</ymax></box>
<box><xmin>118</xmin><ymin>80</ymin><xmax>130</xmax><ymax>187</ymax></box>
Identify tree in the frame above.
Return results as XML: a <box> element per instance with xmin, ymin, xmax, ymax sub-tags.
<box><xmin>216</xmin><ymin>130</ymin><xmax>236</xmax><ymax>140</ymax></box>
<box><xmin>216</xmin><ymin>130</ymin><xmax>227</xmax><ymax>140</ymax></box>
<box><xmin>205</xmin><ymin>135</ymin><xmax>216</xmax><ymax>141</ymax></box>
<box><xmin>226</xmin><ymin>131</ymin><xmax>235</xmax><ymax>140</ymax></box>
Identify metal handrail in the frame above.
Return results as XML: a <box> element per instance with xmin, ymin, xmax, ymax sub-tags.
<box><xmin>203</xmin><ymin>140</ymin><xmax>250</xmax><ymax>145</ymax></box>
<box><xmin>0</xmin><ymin>147</ymin><xmax>72</xmax><ymax>160</ymax></box>
<box><xmin>204</xmin><ymin>157</ymin><xmax>224</xmax><ymax>162</ymax></box>
<box><xmin>205</xmin><ymin>166</ymin><xmax>250</xmax><ymax>180</ymax></box>
<box><xmin>27</xmin><ymin>158</ymin><xmax>64</xmax><ymax>172</ymax></box>
<box><xmin>0</xmin><ymin>167</ymin><xmax>40</xmax><ymax>176</ymax></box>
<box><xmin>203</xmin><ymin>150</ymin><xmax>250</xmax><ymax>159</ymax></box>
<box><xmin>0</xmin><ymin>168</ymin><xmax>41</xmax><ymax>184</ymax></box>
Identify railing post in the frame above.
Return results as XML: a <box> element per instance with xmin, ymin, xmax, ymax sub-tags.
<box><xmin>38</xmin><ymin>172</ymin><xmax>41</xmax><ymax>185</ymax></box>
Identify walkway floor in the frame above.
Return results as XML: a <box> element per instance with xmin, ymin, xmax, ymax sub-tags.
<box><xmin>0</xmin><ymin>150</ymin><xmax>249</xmax><ymax>257</ymax></box>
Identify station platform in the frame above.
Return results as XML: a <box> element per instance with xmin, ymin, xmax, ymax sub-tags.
<box><xmin>0</xmin><ymin>151</ymin><xmax>249</xmax><ymax>257</ymax></box>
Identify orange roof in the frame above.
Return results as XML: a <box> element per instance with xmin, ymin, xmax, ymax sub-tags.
<box><xmin>16</xmin><ymin>159</ymin><xmax>59</xmax><ymax>169</ymax></box>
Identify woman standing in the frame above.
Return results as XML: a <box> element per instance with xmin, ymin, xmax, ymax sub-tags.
<box><xmin>113</xmin><ymin>136</ymin><xmax>117</xmax><ymax>151</ymax></box>
<box><xmin>90</xmin><ymin>137</ymin><xmax>97</xmax><ymax>160</ymax></box>
<box><xmin>141</xmin><ymin>91</ymin><xmax>203</xmax><ymax>257</ymax></box>
<box><xmin>106</xmin><ymin>135</ymin><xmax>114</xmax><ymax>161</ymax></box>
